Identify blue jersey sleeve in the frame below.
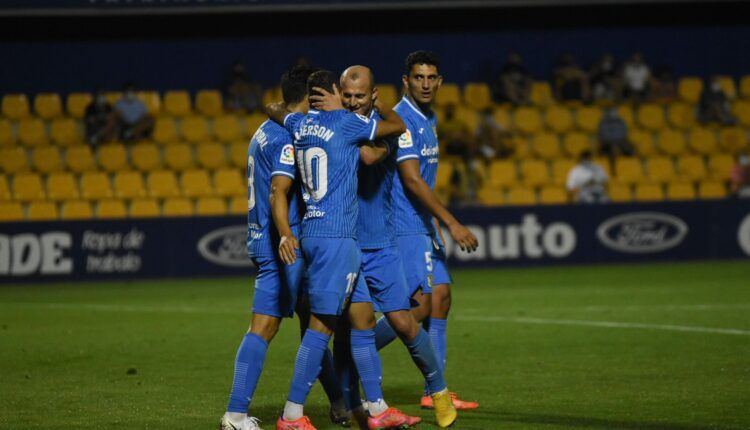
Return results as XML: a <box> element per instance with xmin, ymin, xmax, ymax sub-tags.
<box><xmin>341</xmin><ymin>111</ymin><xmax>378</xmax><ymax>143</ymax></box>
<box><xmin>395</xmin><ymin>124</ymin><xmax>419</xmax><ymax>163</ymax></box>
<box><xmin>282</xmin><ymin>112</ymin><xmax>304</xmax><ymax>134</ymax></box>
<box><xmin>270</xmin><ymin>136</ymin><xmax>296</xmax><ymax>180</ymax></box>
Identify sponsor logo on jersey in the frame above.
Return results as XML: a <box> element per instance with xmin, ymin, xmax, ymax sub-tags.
<box><xmin>398</xmin><ymin>130</ymin><xmax>413</xmax><ymax>148</ymax></box>
<box><xmin>279</xmin><ymin>144</ymin><xmax>295</xmax><ymax>165</ymax></box>
<box><xmin>596</xmin><ymin>212</ymin><xmax>688</xmax><ymax>253</ymax></box>
<box><xmin>197</xmin><ymin>225</ymin><xmax>253</xmax><ymax>267</ymax></box>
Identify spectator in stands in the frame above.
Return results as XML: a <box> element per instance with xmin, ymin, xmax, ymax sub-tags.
<box><xmin>491</xmin><ymin>52</ymin><xmax>532</xmax><ymax>105</ymax></box>
<box><xmin>730</xmin><ymin>154</ymin><xmax>750</xmax><ymax>198</ymax></box>
<box><xmin>566</xmin><ymin>150</ymin><xmax>609</xmax><ymax>203</ymax></box>
<box><xmin>475</xmin><ymin>107</ymin><xmax>513</xmax><ymax>160</ymax></box>
<box><xmin>114</xmin><ymin>82</ymin><xmax>154</xmax><ymax>142</ymax></box>
<box><xmin>698</xmin><ymin>76</ymin><xmax>737</xmax><ymax>125</ymax></box>
<box><xmin>84</xmin><ymin>88</ymin><xmax>117</xmax><ymax>146</ymax></box>
<box><xmin>440</xmin><ymin>105</ymin><xmax>474</xmax><ymax>203</ymax></box>
<box><xmin>650</xmin><ymin>65</ymin><xmax>677</xmax><ymax>101</ymax></box>
<box><xmin>589</xmin><ymin>54</ymin><xmax>621</xmax><ymax>103</ymax></box>
<box><xmin>622</xmin><ymin>52</ymin><xmax>651</xmax><ymax>102</ymax></box>
<box><xmin>553</xmin><ymin>53</ymin><xmax>590</xmax><ymax>102</ymax></box>
<box><xmin>223</xmin><ymin>61</ymin><xmax>263</xmax><ymax>113</ymax></box>
<box><xmin>598</xmin><ymin>107</ymin><xmax>632</xmax><ymax>163</ymax></box>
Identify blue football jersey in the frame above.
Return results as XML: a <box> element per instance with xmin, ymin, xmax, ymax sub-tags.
<box><xmin>357</xmin><ymin>111</ymin><xmax>398</xmax><ymax>250</ymax></box>
<box><xmin>283</xmin><ymin>109</ymin><xmax>378</xmax><ymax>239</ymax></box>
<box><xmin>247</xmin><ymin>120</ymin><xmax>301</xmax><ymax>258</ymax></box>
<box><xmin>391</xmin><ymin>96</ymin><xmax>440</xmax><ymax>237</ymax></box>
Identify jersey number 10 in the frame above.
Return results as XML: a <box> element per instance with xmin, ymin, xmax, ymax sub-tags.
<box><xmin>297</xmin><ymin>148</ymin><xmax>328</xmax><ymax>201</ymax></box>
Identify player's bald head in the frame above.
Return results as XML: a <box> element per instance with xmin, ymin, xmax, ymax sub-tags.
<box><xmin>340</xmin><ymin>65</ymin><xmax>374</xmax><ymax>91</ymax></box>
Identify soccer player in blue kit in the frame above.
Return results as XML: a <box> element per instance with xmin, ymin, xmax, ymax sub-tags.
<box><xmin>266</xmin><ymin>70</ymin><xmax>414</xmax><ymax>430</ymax></box>
<box><xmin>373</xmin><ymin>51</ymin><xmax>480</xmax><ymax>410</ymax></box>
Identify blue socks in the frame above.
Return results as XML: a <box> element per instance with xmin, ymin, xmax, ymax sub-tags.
<box><xmin>227</xmin><ymin>332</ymin><xmax>268</xmax><ymax>413</ymax></box>
<box><xmin>287</xmin><ymin>329</ymin><xmax>331</xmax><ymax>404</ymax></box>
<box><xmin>318</xmin><ymin>348</ymin><xmax>345</xmax><ymax>406</ymax></box>
<box><xmin>350</xmin><ymin>329</ymin><xmax>384</xmax><ymax>402</ymax></box>
<box><xmin>407</xmin><ymin>328</ymin><xmax>447</xmax><ymax>394</ymax></box>
<box><xmin>428</xmin><ymin>318</ymin><xmax>448</xmax><ymax>371</ymax></box>
<box><xmin>333</xmin><ymin>331</ymin><xmax>362</xmax><ymax>410</ymax></box>
<box><xmin>374</xmin><ymin>316</ymin><xmax>398</xmax><ymax>350</ymax></box>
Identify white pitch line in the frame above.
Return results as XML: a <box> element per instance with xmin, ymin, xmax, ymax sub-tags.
<box><xmin>455</xmin><ymin>315</ymin><xmax>750</xmax><ymax>336</ymax></box>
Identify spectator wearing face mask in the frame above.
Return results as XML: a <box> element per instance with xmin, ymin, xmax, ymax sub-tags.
<box><xmin>698</xmin><ymin>76</ymin><xmax>737</xmax><ymax>126</ymax></box>
<box><xmin>114</xmin><ymin>82</ymin><xmax>154</xmax><ymax>142</ymax></box>
<box><xmin>84</xmin><ymin>88</ymin><xmax>117</xmax><ymax>146</ymax></box>
<box><xmin>566</xmin><ymin>150</ymin><xmax>609</xmax><ymax>203</ymax></box>
<box><xmin>731</xmin><ymin>154</ymin><xmax>750</xmax><ymax>198</ymax></box>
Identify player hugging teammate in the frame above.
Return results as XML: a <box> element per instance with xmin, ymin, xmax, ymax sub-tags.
<box><xmin>219</xmin><ymin>51</ymin><xmax>479</xmax><ymax>430</ymax></box>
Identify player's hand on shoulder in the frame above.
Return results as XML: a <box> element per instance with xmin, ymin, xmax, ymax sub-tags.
<box><xmin>278</xmin><ymin>235</ymin><xmax>300</xmax><ymax>265</ymax></box>
<box><xmin>310</xmin><ymin>86</ymin><xmax>343</xmax><ymax>111</ymax></box>
<box><xmin>449</xmin><ymin>222</ymin><xmax>479</xmax><ymax>253</ymax></box>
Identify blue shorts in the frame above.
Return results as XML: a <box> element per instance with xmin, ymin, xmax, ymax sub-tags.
<box><xmin>395</xmin><ymin>234</ymin><xmax>433</xmax><ymax>297</ymax></box>
<box><xmin>431</xmin><ymin>236</ymin><xmax>453</xmax><ymax>286</ymax></box>
<box><xmin>301</xmin><ymin>237</ymin><xmax>362</xmax><ymax>316</ymax></box>
<box><xmin>251</xmin><ymin>255</ymin><xmax>305</xmax><ymax>318</ymax></box>
<box><xmin>353</xmin><ymin>246</ymin><xmax>412</xmax><ymax>313</ymax></box>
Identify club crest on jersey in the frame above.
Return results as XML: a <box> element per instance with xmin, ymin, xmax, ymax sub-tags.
<box><xmin>398</xmin><ymin>129</ymin><xmax>413</xmax><ymax>148</ymax></box>
<box><xmin>279</xmin><ymin>144</ymin><xmax>295</xmax><ymax>165</ymax></box>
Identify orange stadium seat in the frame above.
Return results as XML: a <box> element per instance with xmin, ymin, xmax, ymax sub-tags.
<box><xmin>2</xmin><ymin>94</ymin><xmax>30</xmax><ymax>120</ymax></box>
<box><xmin>164</xmin><ymin>143</ymin><xmax>194</xmax><ymax>171</ymax></box>
<box><xmin>213</xmin><ymin>115</ymin><xmax>243</xmax><ymax>142</ymax></box>
<box><xmin>0</xmin><ymin>202</ymin><xmax>24</xmax><ymax>221</ymax></box>
<box><xmin>65</xmin><ymin>145</ymin><xmax>97</xmax><ymax>173</ymax></box>
<box><xmin>146</xmin><ymin>170</ymin><xmax>180</xmax><ymax>198</ymax></box>
<box><xmin>551</xmin><ymin>158</ymin><xmax>576</xmax><ymax>186</ymax></box>
<box><xmin>688</xmin><ymin>127</ymin><xmax>718</xmax><ymax>155</ymax></box>
<box><xmin>137</xmin><ymin>91</ymin><xmax>162</xmax><ymax>115</ymax></box>
<box><xmin>163</xmin><ymin>197</ymin><xmax>194</xmax><ymax>217</ymax></box>
<box><xmin>12</xmin><ymin>173</ymin><xmax>45</xmax><ymax>202</ymax></box>
<box><xmin>129</xmin><ymin>198</ymin><xmax>160</xmax><ymax>218</ymax></box>
<box><xmin>645</xmin><ymin>156</ymin><xmax>676</xmax><ymax>184</ymax></box>
<box><xmin>667</xmin><ymin>102</ymin><xmax>697</xmax><ymax>130</ymax></box>
<box><xmin>531</xmin><ymin>132</ymin><xmax>561</xmax><ymax>159</ymax></box>
<box><xmin>196</xmin><ymin>142</ymin><xmax>226</xmax><ymax>169</ymax></box>
<box><xmin>31</xmin><ymin>146</ymin><xmax>62</xmax><ymax>173</ymax></box>
<box><xmin>46</xmin><ymin>172</ymin><xmax>79</xmax><ymax>201</ymax></box>
<box><xmin>27</xmin><ymin>201</ymin><xmax>58</xmax><ymax>221</ymax></box>
<box><xmin>463</xmin><ymin>83</ymin><xmax>492</xmax><ymax>111</ymax></box>
<box><xmin>575</xmin><ymin>105</ymin><xmax>602</xmax><ymax>133</ymax></box>
<box><xmin>539</xmin><ymin>186</ymin><xmax>568</xmax><ymax>204</ymax></box>
<box><xmin>545</xmin><ymin>105</ymin><xmax>574</xmax><ymax>134</ymax></box>
<box><xmin>114</xmin><ymin>171</ymin><xmax>146</xmax><ymax>199</ymax></box>
<box><xmin>230</xmin><ymin>142</ymin><xmax>248</xmax><ymax>169</ymax></box>
<box><xmin>634</xmin><ymin>183</ymin><xmax>664</xmax><ymax>202</ymax></box>
<box><xmin>0</xmin><ymin>175</ymin><xmax>10</xmax><ymax>201</ymax></box>
<box><xmin>245</xmin><ymin>113</ymin><xmax>268</xmax><ymax>136</ymax></box>
<box><xmin>666</xmin><ymin>182</ymin><xmax>696</xmax><ymax>201</ymax></box>
<box><xmin>1</xmin><ymin>147</ymin><xmax>30</xmax><ymax>174</ymax></box>
<box><xmin>506</xmin><ymin>187</ymin><xmax>536</xmax><ymax>205</ymax></box>
<box><xmin>50</xmin><ymin>118</ymin><xmax>82</xmax><ymax>146</ymax></box>
<box><xmin>562</xmin><ymin>132</ymin><xmax>590</xmax><ymax>158</ymax></box>
<box><xmin>636</xmin><ymin>103</ymin><xmax>666</xmax><ymax>131</ymax></box>
<box><xmin>708</xmin><ymin>154</ymin><xmax>734</xmax><ymax>181</ymax></box>
<box><xmin>435</xmin><ymin>83</ymin><xmax>461</xmax><ymax>107</ymax></box>
<box><xmin>614</xmin><ymin>157</ymin><xmax>644</xmax><ymax>185</ymax></box>
<box><xmin>530</xmin><ymin>82</ymin><xmax>553</xmax><ymax>106</ymax></box>
<box><xmin>181</xmin><ymin>116</ymin><xmax>210</xmax><ymax>143</ymax></box>
<box><xmin>66</xmin><ymin>93</ymin><xmax>92</xmax><ymax>119</ymax></box>
<box><xmin>80</xmin><ymin>172</ymin><xmax>113</xmax><ymax>200</ymax></box>
<box><xmin>376</xmin><ymin>84</ymin><xmax>398</xmax><ymax>107</ymax></box>
<box><xmin>213</xmin><ymin>168</ymin><xmax>244</xmax><ymax>197</ymax></box>
<box><xmin>181</xmin><ymin>169</ymin><xmax>213</xmax><ymax>198</ymax></box>
<box><xmin>60</xmin><ymin>200</ymin><xmax>93</xmax><ymax>220</ymax></box>
<box><xmin>196</xmin><ymin>196</ymin><xmax>226</xmax><ymax>216</ymax></box>
<box><xmin>96</xmin><ymin>199</ymin><xmax>127</xmax><ymax>219</ymax></box>
<box><xmin>131</xmin><ymin>143</ymin><xmax>162</xmax><ymax>172</ymax></box>
<box><xmin>163</xmin><ymin>90</ymin><xmax>192</xmax><ymax>117</ymax></box>
<box><xmin>676</xmin><ymin>155</ymin><xmax>707</xmax><ymax>182</ymax></box>
<box><xmin>34</xmin><ymin>93</ymin><xmax>63</xmax><ymax>120</ymax></box>
<box><xmin>196</xmin><ymin>90</ymin><xmax>223</xmax><ymax>117</ymax></box>
<box><xmin>514</xmin><ymin>106</ymin><xmax>543</xmax><ymax>135</ymax></box>
<box><xmin>228</xmin><ymin>195</ymin><xmax>247</xmax><ymax>215</ymax></box>
<box><xmin>153</xmin><ymin>117</ymin><xmax>179</xmax><ymax>144</ymax></box>
<box><xmin>629</xmin><ymin>129</ymin><xmax>657</xmax><ymax>156</ymax></box>
<box><xmin>98</xmin><ymin>144</ymin><xmax>129</xmax><ymax>172</ymax></box>
<box><xmin>718</xmin><ymin>127</ymin><xmax>748</xmax><ymax>153</ymax></box>
<box><xmin>608</xmin><ymin>183</ymin><xmax>632</xmax><ymax>202</ymax></box>
<box><xmin>698</xmin><ymin>181</ymin><xmax>728</xmax><ymax>199</ymax></box>
<box><xmin>0</xmin><ymin>119</ymin><xmax>14</xmax><ymax>147</ymax></box>
<box><xmin>656</xmin><ymin>129</ymin><xmax>687</xmax><ymax>156</ymax></box>
<box><xmin>520</xmin><ymin>159</ymin><xmax>550</xmax><ymax>187</ymax></box>
<box><xmin>17</xmin><ymin>118</ymin><xmax>48</xmax><ymax>147</ymax></box>
<box><xmin>488</xmin><ymin>160</ymin><xmax>517</xmax><ymax>188</ymax></box>
<box><xmin>477</xmin><ymin>186</ymin><xmax>504</xmax><ymax>206</ymax></box>
<box><xmin>678</xmin><ymin>77</ymin><xmax>703</xmax><ymax>103</ymax></box>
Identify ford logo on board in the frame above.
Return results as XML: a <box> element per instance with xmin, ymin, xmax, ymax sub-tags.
<box><xmin>197</xmin><ymin>226</ymin><xmax>253</xmax><ymax>267</ymax></box>
<box><xmin>596</xmin><ymin>212</ymin><xmax>688</xmax><ymax>254</ymax></box>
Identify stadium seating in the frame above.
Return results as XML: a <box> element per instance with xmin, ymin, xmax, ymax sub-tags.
<box><xmin>229</xmin><ymin>195</ymin><xmax>248</xmax><ymax>215</ymax></box>
<box><xmin>634</xmin><ymin>183</ymin><xmax>664</xmax><ymax>202</ymax></box>
<box><xmin>677</xmin><ymin>155</ymin><xmax>708</xmax><ymax>182</ymax></box>
<box><xmin>488</xmin><ymin>160</ymin><xmax>517</xmax><ymax>187</ymax></box>
<box><xmin>546</xmin><ymin>105</ymin><xmax>574</xmax><ymax>134</ymax></box>
<box><xmin>698</xmin><ymin>181</ymin><xmax>728</xmax><ymax>199</ymax></box>
<box><xmin>539</xmin><ymin>186</ymin><xmax>568</xmax><ymax>204</ymax></box>
<box><xmin>181</xmin><ymin>116</ymin><xmax>210</xmax><ymax>143</ymax></box>
<box><xmin>18</xmin><ymin>118</ymin><xmax>48</xmax><ymax>147</ymax></box>
<box><xmin>60</xmin><ymin>200</ymin><xmax>93</xmax><ymax>220</ymax></box>
<box><xmin>0</xmin><ymin>119</ymin><xmax>14</xmax><ymax>147</ymax></box>
<box><xmin>214</xmin><ymin>115</ymin><xmax>243</xmax><ymax>142</ymax></box>
<box><xmin>34</xmin><ymin>93</ymin><xmax>63</xmax><ymax>120</ymax></box>
<box><xmin>506</xmin><ymin>187</ymin><xmax>536</xmax><ymax>205</ymax></box>
<box><xmin>66</xmin><ymin>93</ymin><xmax>92</xmax><ymax>119</ymax></box>
<box><xmin>181</xmin><ymin>169</ymin><xmax>213</xmax><ymax>197</ymax></box>
<box><xmin>138</xmin><ymin>91</ymin><xmax>162</xmax><ymax>114</ymax></box>
<box><xmin>657</xmin><ymin>129</ymin><xmax>687</xmax><ymax>156</ymax></box>
<box><xmin>164</xmin><ymin>90</ymin><xmax>192</xmax><ymax>117</ymax></box>
<box><xmin>435</xmin><ymin>83</ymin><xmax>461</xmax><ymax>107</ymax></box>
<box><xmin>12</xmin><ymin>173</ymin><xmax>46</xmax><ymax>202</ymax></box>
<box><xmin>163</xmin><ymin>197</ymin><xmax>194</xmax><ymax>216</ymax></box>
<box><xmin>531</xmin><ymin>132</ymin><xmax>561</xmax><ymax>159</ymax></box>
<box><xmin>46</xmin><ymin>172</ymin><xmax>80</xmax><ymax>201</ymax></box>
<box><xmin>213</xmin><ymin>168</ymin><xmax>244</xmax><ymax>197</ymax></box>
<box><xmin>153</xmin><ymin>117</ymin><xmax>179</xmax><ymax>144</ymax></box>
<box><xmin>718</xmin><ymin>127</ymin><xmax>747</xmax><ymax>153</ymax></box>
<box><xmin>678</xmin><ymin>77</ymin><xmax>703</xmax><ymax>103</ymax></box>
<box><xmin>667</xmin><ymin>102</ymin><xmax>696</xmax><ymax>130</ymax></box>
<box><xmin>0</xmin><ymin>201</ymin><xmax>24</xmax><ymax>221</ymax></box>
<box><xmin>147</xmin><ymin>170</ymin><xmax>180</xmax><ymax>198</ymax></box>
<box><xmin>630</xmin><ymin>129</ymin><xmax>657</xmax><ymax>156</ymax></box>
<box><xmin>196</xmin><ymin>196</ymin><xmax>226</xmax><ymax>215</ymax></box>
<box><xmin>688</xmin><ymin>127</ymin><xmax>718</xmax><ymax>155</ymax></box>
<box><xmin>614</xmin><ymin>157</ymin><xmax>644</xmax><ymax>185</ymax></box>
<box><xmin>31</xmin><ymin>146</ymin><xmax>62</xmax><ymax>173</ymax></box>
<box><xmin>463</xmin><ymin>83</ymin><xmax>492</xmax><ymax>111</ymax></box>
<box><xmin>377</xmin><ymin>85</ymin><xmax>398</xmax><ymax>107</ymax></box>
<box><xmin>114</xmin><ymin>171</ymin><xmax>147</xmax><ymax>199</ymax></box>
<box><xmin>27</xmin><ymin>201</ymin><xmax>58</xmax><ymax>221</ymax></box>
<box><xmin>645</xmin><ymin>156</ymin><xmax>676</xmax><ymax>184</ymax></box>
<box><xmin>608</xmin><ymin>183</ymin><xmax>632</xmax><ymax>202</ymax></box>
<box><xmin>96</xmin><ymin>199</ymin><xmax>128</xmax><ymax>219</ymax></box>
<box><xmin>0</xmin><ymin>175</ymin><xmax>10</xmax><ymax>201</ymax></box>
<box><xmin>477</xmin><ymin>186</ymin><xmax>504</xmax><ymax>205</ymax></box>
<box><xmin>65</xmin><ymin>146</ymin><xmax>97</xmax><ymax>173</ymax></box>
<box><xmin>164</xmin><ymin>143</ymin><xmax>194</xmax><ymax>171</ymax></box>
<box><xmin>637</xmin><ymin>104</ymin><xmax>666</xmax><ymax>131</ymax></box>
<box><xmin>195</xmin><ymin>90</ymin><xmax>223</xmax><ymax>117</ymax></box>
<box><xmin>562</xmin><ymin>132</ymin><xmax>590</xmax><ymax>157</ymax></box>
<box><xmin>51</xmin><ymin>118</ymin><xmax>82</xmax><ymax>146</ymax></box>
<box><xmin>514</xmin><ymin>107</ymin><xmax>543</xmax><ymax>135</ymax></box>
<box><xmin>196</xmin><ymin>142</ymin><xmax>226</xmax><ymax>169</ymax></box>
<box><xmin>2</xmin><ymin>94</ymin><xmax>30</xmax><ymax>120</ymax></box>
<box><xmin>530</xmin><ymin>82</ymin><xmax>553</xmax><ymax>106</ymax></box>
<box><xmin>708</xmin><ymin>154</ymin><xmax>734</xmax><ymax>181</ymax></box>
<box><xmin>520</xmin><ymin>159</ymin><xmax>550</xmax><ymax>188</ymax></box>
<box><xmin>80</xmin><ymin>172</ymin><xmax>113</xmax><ymax>200</ymax></box>
<box><xmin>132</xmin><ymin>143</ymin><xmax>162</xmax><ymax>171</ymax></box>
<box><xmin>246</xmin><ymin>113</ymin><xmax>267</xmax><ymax>135</ymax></box>
<box><xmin>575</xmin><ymin>106</ymin><xmax>602</xmax><ymax>133</ymax></box>
<box><xmin>229</xmin><ymin>142</ymin><xmax>248</xmax><ymax>169</ymax></box>
<box><xmin>129</xmin><ymin>198</ymin><xmax>160</xmax><ymax>218</ymax></box>
<box><xmin>666</xmin><ymin>182</ymin><xmax>696</xmax><ymax>201</ymax></box>
<box><xmin>551</xmin><ymin>158</ymin><xmax>575</xmax><ymax>186</ymax></box>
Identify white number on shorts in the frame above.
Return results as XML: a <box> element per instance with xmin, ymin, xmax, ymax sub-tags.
<box><xmin>425</xmin><ymin>252</ymin><xmax>433</xmax><ymax>272</ymax></box>
<box><xmin>297</xmin><ymin>147</ymin><xmax>328</xmax><ymax>201</ymax></box>
<box><xmin>247</xmin><ymin>155</ymin><xmax>256</xmax><ymax>211</ymax></box>
<box><xmin>345</xmin><ymin>272</ymin><xmax>357</xmax><ymax>296</ymax></box>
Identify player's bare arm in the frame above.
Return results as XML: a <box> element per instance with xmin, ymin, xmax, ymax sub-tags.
<box><xmin>265</xmin><ymin>101</ymin><xmax>291</xmax><ymax>126</ymax></box>
<box><xmin>270</xmin><ymin>175</ymin><xmax>299</xmax><ymax>265</ymax></box>
<box><xmin>373</xmin><ymin>99</ymin><xmax>406</xmax><ymax>138</ymax></box>
<box><xmin>359</xmin><ymin>140</ymin><xmax>389</xmax><ymax>165</ymax></box>
<box><xmin>398</xmin><ymin>159</ymin><xmax>478</xmax><ymax>252</ymax></box>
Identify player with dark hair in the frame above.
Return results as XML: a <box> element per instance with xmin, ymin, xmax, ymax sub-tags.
<box><xmin>266</xmin><ymin>69</ymin><xmax>413</xmax><ymax>430</ymax></box>
<box><xmin>373</xmin><ymin>50</ymin><xmax>480</xmax><ymax>410</ymax></box>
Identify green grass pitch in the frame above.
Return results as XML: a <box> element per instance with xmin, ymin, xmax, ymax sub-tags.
<box><xmin>1</xmin><ymin>261</ymin><xmax>749</xmax><ymax>430</ymax></box>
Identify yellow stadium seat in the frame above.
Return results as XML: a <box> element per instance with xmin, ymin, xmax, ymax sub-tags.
<box><xmin>719</xmin><ymin>127</ymin><xmax>747</xmax><ymax>153</ymax></box>
<box><xmin>733</xmin><ymin>100</ymin><xmax>750</xmax><ymax>126</ymax></box>
<box><xmin>608</xmin><ymin>183</ymin><xmax>632</xmax><ymax>202</ymax></box>
<box><xmin>530</xmin><ymin>82</ymin><xmax>553</xmax><ymax>106</ymax></box>
<box><xmin>196</xmin><ymin>196</ymin><xmax>227</xmax><ymax>216</ymax></box>
<box><xmin>0</xmin><ymin>147</ymin><xmax>30</xmax><ymax>174</ymax></box>
<box><xmin>435</xmin><ymin>160</ymin><xmax>453</xmax><ymax>190</ymax></box>
<box><xmin>656</xmin><ymin>129</ymin><xmax>687</xmax><ymax>156</ymax></box>
<box><xmin>98</xmin><ymin>144</ymin><xmax>129</xmax><ymax>172</ymax></box>
<box><xmin>262</xmin><ymin>86</ymin><xmax>282</xmax><ymax>106</ymax></box>
<box><xmin>0</xmin><ymin>119</ymin><xmax>14</xmax><ymax>147</ymax></box>
<box><xmin>80</xmin><ymin>172</ymin><xmax>113</xmax><ymax>200</ymax></box>
<box><xmin>477</xmin><ymin>186</ymin><xmax>504</xmax><ymax>206</ymax></box>
<box><xmin>214</xmin><ymin>115</ymin><xmax>243</xmax><ymax>142</ymax></box>
<box><xmin>180</xmin><ymin>116</ymin><xmax>210</xmax><ymax>143</ymax></box>
<box><xmin>50</xmin><ymin>118</ymin><xmax>82</xmax><ymax>146</ymax></box>
<box><xmin>575</xmin><ymin>106</ymin><xmax>603</xmax><ymax>133</ymax></box>
<box><xmin>520</xmin><ymin>159</ymin><xmax>550</xmax><ymax>187</ymax></box>
<box><xmin>698</xmin><ymin>181</ymin><xmax>728</xmax><ymax>199</ymax></box>
<box><xmin>214</xmin><ymin>168</ymin><xmax>244</xmax><ymax>197</ymax></box>
<box><xmin>678</xmin><ymin>77</ymin><xmax>703</xmax><ymax>103</ymax></box>
<box><xmin>634</xmin><ymin>183</ymin><xmax>664</xmax><ymax>202</ymax></box>
<box><xmin>616</xmin><ymin>105</ymin><xmax>635</xmax><ymax>128</ymax></box>
<box><xmin>164</xmin><ymin>143</ymin><xmax>194</xmax><ymax>171</ymax></box>
<box><xmin>0</xmin><ymin>175</ymin><xmax>10</xmax><ymax>201</ymax></box>
<box><xmin>195</xmin><ymin>90</ymin><xmax>223</xmax><ymax>117</ymax></box>
<box><xmin>463</xmin><ymin>83</ymin><xmax>492</xmax><ymax>111</ymax></box>
<box><xmin>708</xmin><ymin>154</ymin><xmax>734</xmax><ymax>181</ymax></box>
<box><xmin>2</xmin><ymin>94</ymin><xmax>30</xmax><ymax>120</ymax></box>
<box><xmin>676</xmin><ymin>155</ymin><xmax>707</xmax><ymax>182</ymax></box>
<box><xmin>740</xmin><ymin>75</ymin><xmax>750</xmax><ymax>99</ymax></box>
<box><xmin>66</xmin><ymin>93</ymin><xmax>92</xmax><ymax>119</ymax></box>
<box><xmin>146</xmin><ymin>170</ymin><xmax>180</xmax><ymax>198</ymax></box>
<box><xmin>228</xmin><ymin>195</ymin><xmax>247</xmax><ymax>215</ymax></box>
<box><xmin>137</xmin><ymin>91</ymin><xmax>162</xmax><ymax>115</ymax></box>
<box><xmin>376</xmin><ymin>84</ymin><xmax>398</xmax><ymax>107</ymax></box>
<box><xmin>614</xmin><ymin>157</ymin><xmax>644</xmax><ymax>185</ymax></box>
<box><xmin>666</xmin><ymin>182</ymin><xmax>696</xmax><ymax>201</ymax></box>
<box><xmin>562</xmin><ymin>132</ymin><xmax>590</xmax><ymax>158</ymax></box>
<box><xmin>551</xmin><ymin>159</ymin><xmax>576</xmax><ymax>186</ymax></box>
<box><xmin>531</xmin><ymin>132</ymin><xmax>561</xmax><ymax>159</ymax></box>
<box><xmin>131</xmin><ymin>143</ymin><xmax>161</xmax><ymax>172</ymax></box>
<box><xmin>152</xmin><ymin>117</ymin><xmax>178</xmax><ymax>144</ymax></box>
<box><xmin>636</xmin><ymin>103</ymin><xmax>666</xmax><ymax>131</ymax></box>
<box><xmin>105</xmin><ymin>92</ymin><xmax>122</xmax><ymax>105</ymax></box>
<box><xmin>435</xmin><ymin>83</ymin><xmax>461</xmax><ymax>107</ymax></box>
<box><xmin>455</xmin><ymin>106</ymin><xmax>480</xmax><ymax>132</ymax></box>
<box><xmin>60</xmin><ymin>200</ymin><xmax>93</xmax><ymax>220</ymax></box>
<box><xmin>645</xmin><ymin>156</ymin><xmax>676</xmax><ymax>184</ymax></box>
<box><xmin>34</xmin><ymin>93</ymin><xmax>63</xmax><ymax>120</ymax></box>
<box><xmin>129</xmin><ymin>198</ymin><xmax>160</xmax><ymax>218</ymax></box>
<box><xmin>246</xmin><ymin>113</ymin><xmax>268</xmax><ymax>137</ymax></box>
<box><xmin>716</xmin><ymin>76</ymin><xmax>737</xmax><ymax>99</ymax></box>
<box><xmin>163</xmin><ymin>197</ymin><xmax>194</xmax><ymax>217</ymax></box>
<box><xmin>181</xmin><ymin>169</ymin><xmax>213</xmax><ymax>198</ymax></box>
<box><xmin>196</xmin><ymin>142</ymin><xmax>226</xmax><ymax>169</ymax></box>
<box><xmin>0</xmin><ymin>201</ymin><xmax>24</xmax><ymax>221</ymax></box>
<box><xmin>492</xmin><ymin>108</ymin><xmax>511</xmax><ymax>130</ymax></box>
<box><xmin>594</xmin><ymin>156</ymin><xmax>612</xmax><ymax>177</ymax></box>
<box><xmin>46</xmin><ymin>172</ymin><xmax>79</xmax><ymax>201</ymax></box>
<box><xmin>506</xmin><ymin>187</ymin><xmax>537</xmax><ymax>205</ymax></box>
<box><xmin>114</xmin><ymin>171</ymin><xmax>146</xmax><ymax>199</ymax></box>
<box><xmin>65</xmin><ymin>145</ymin><xmax>97</xmax><ymax>173</ymax></box>
<box><xmin>667</xmin><ymin>102</ymin><xmax>696</xmax><ymax>130</ymax></box>
<box><xmin>31</xmin><ymin>146</ymin><xmax>62</xmax><ymax>173</ymax></box>
<box><xmin>688</xmin><ymin>128</ymin><xmax>718</xmax><ymax>155</ymax></box>
<box><xmin>508</xmin><ymin>135</ymin><xmax>530</xmax><ymax>159</ymax></box>
<box><xmin>96</xmin><ymin>199</ymin><xmax>127</xmax><ymax>219</ymax></box>
<box><xmin>230</xmin><ymin>141</ymin><xmax>248</xmax><ymax>169</ymax></box>
<box><xmin>12</xmin><ymin>173</ymin><xmax>45</xmax><ymax>202</ymax></box>
<box><xmin>514</xmin><ymin>106</ymin><xmax>543</xmax><ymax>135</ymax></box>
<box><xmin>539</xmin><ymin>186</ymin><xmax>568</xmax><ymax>204</ymax></box>
<box><xmin>27</xmin><ymin>201</ymin><xmax>58</xmax><ymax>221</ymax></box>
<box><xmin>17</xmin><ymin>118</ymin><xmax>48</xmax><ymax>147</ymax></box>
<box><xmin>545</xmin><ymin>105</ymin><xmax>574</xmax><ymax>134</ymax></box>
<box><xmin>488</xmin><ymin>160</ymin><xmax>517</xmax><ymax>187</ymax></box>
<box><xmin>629</xmin><ymin>129</ymin><xmax>656</xmax><ymax>156</ymax></box>
<box><xmin>163</xmin><ymin>90</ymin><xmax>192</xmax><ymax>117</ymax></box>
